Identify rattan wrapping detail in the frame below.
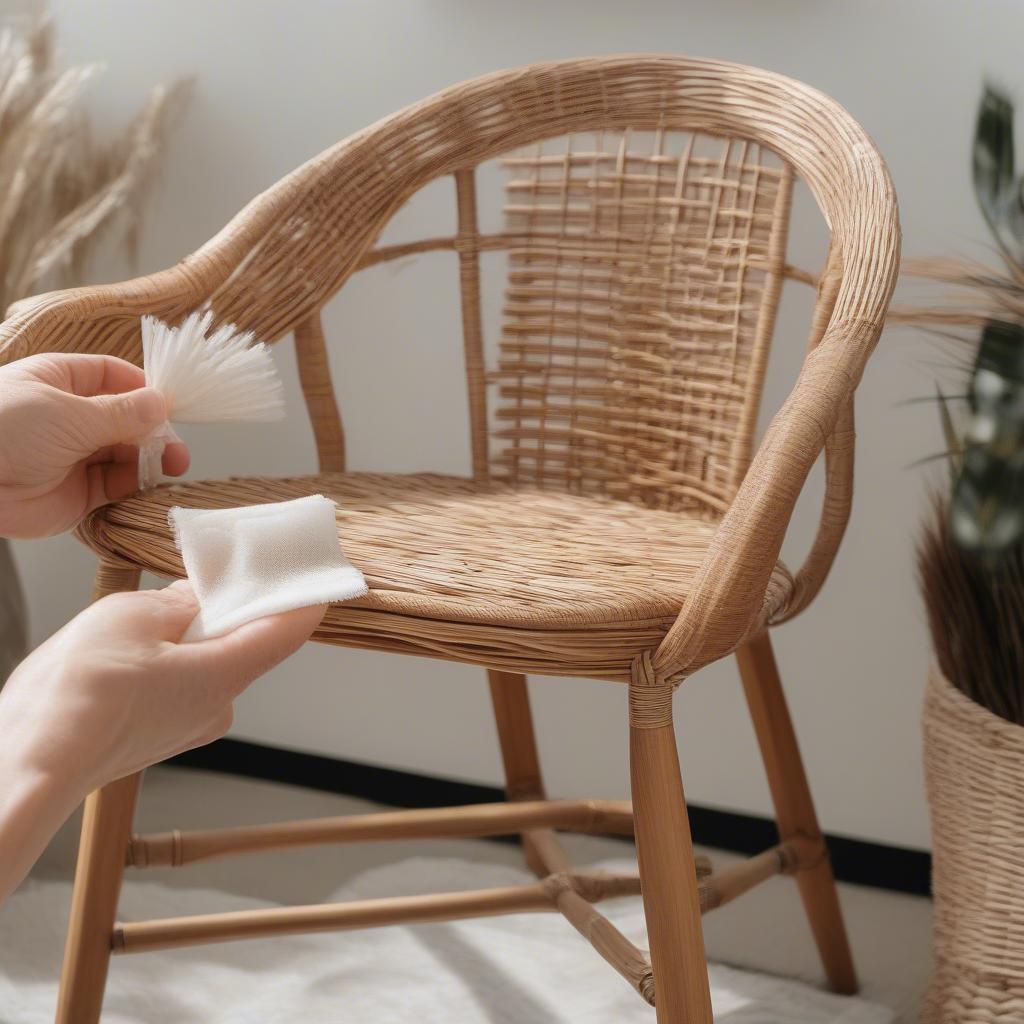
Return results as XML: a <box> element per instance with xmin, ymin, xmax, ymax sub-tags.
<box><xmin>922</xmin><ymin>666</ymin><xmax>1024</xmax><ymax>1022</ymax></box>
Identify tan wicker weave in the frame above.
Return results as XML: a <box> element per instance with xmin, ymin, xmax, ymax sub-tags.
<box><xmin>0</xmin><ymin>56</ymin><xmax>900</xmax><ymax>1024</ymax></box>
<box><xmin>922</xmin><ymin>666</ymin><xmax>1024</xmax><ymax>1023</ymax></box>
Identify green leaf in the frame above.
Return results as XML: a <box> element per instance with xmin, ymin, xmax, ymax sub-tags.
<box><xmin>973</xmin><ymin>86</ymin><xmax>1024</xmax><ymax>261</ymax></box>
<box><xmin>949</xmin><ymin>320</ymin><xmax>1024</xmax><ymax>556</ymax></box>
<box><xmin>936</xmin><ymin>384</ymin><xmax>963</xmax><ymax>482</ymax></box>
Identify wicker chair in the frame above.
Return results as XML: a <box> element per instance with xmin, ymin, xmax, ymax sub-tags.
<box><xmin>0</xmin><ymin>57</ymin><xmax>899</xmax><ymax>1023</ymax></box>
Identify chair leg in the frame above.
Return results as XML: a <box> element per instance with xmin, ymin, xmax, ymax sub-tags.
<box><xmin>629</xmin><ymin>669</ymin><xmax>713</xmax><ymax>1024</ymax></box>
<box><xmin>735</xmin><ymin>631</ymin><xmax>858</xmax><ymax>995</ymax></box>
<box><xmin>56</xmin><ymin>562</ymin><xmax>144</xmax><ymax>1024</ymax></box>
<box><xmin>487</xmin><ymin>669</ymin><xmax>568</xmax><ymax>876</ymax></box>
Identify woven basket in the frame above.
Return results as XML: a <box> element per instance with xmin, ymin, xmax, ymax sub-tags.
<box><xmin>922</xmin><ymin>665</ymin><xmax>1024</xmax><ymax>1022</ymax></box>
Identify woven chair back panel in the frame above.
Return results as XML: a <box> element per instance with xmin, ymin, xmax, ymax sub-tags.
<box><xmin>490</xmin><ymin>130</ymin><xmax>792</xmax><ymax>517</ymax></box>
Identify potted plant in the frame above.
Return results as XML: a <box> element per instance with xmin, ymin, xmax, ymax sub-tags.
<box><xmin>907</xmin><ymin>86</ymin><xmax>1024</xmax><ymax>1023</ymax></box>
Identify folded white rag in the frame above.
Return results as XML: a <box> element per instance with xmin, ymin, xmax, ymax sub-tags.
<box><xmin>169</xmin><ymin>495</ymin><xmax>368</xmax><ymax>642</ymax></box>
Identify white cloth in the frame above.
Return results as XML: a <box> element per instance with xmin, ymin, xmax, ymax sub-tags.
<box><xmin>0</xmin><ymin>856</ymin><xmax>895</xmax><ymax>1023</ymax></box>
<box><xmin>169</xmin><ymin>495</ymin><xmax>367</xmax><ymax>641</ymax></box>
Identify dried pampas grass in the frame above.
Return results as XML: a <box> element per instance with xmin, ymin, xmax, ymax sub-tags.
<box><xmin>0</xmin><ymin>15</ymin><xmax>185</xmax><ymax>681</ymax></box>
<box><xmin>890</xmin><ymin>257</ymin><xmax>1024</xmax><ymax>331</ymax></box>
<box><xmin>0</xmin><ymin>16</ymin><xmax>186</xmax><ymax>314</ymax></box>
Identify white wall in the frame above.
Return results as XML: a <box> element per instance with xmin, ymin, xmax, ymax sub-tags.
<box><xmin>11</xmin><ymin>0</ymin><xmax>1014</xmax><ymax>851</ymax></box>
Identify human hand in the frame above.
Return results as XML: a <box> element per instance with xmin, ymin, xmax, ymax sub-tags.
<box><xmin>0</xmin><ymin>582</ymin><xmax>326</xmax><ymax>797</ymax></box>
<box><xmin>0</xmin><ymin>582</ymin><xmax>325</xmax><ymax>901</ymax></box>
<box><xmin>0</xmin><ymin>352</ymin><xmax>189</xmax><ymax>539</ymax></box>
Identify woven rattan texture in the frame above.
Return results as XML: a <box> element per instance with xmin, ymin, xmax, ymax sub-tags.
<box><xmin>493</xmin><ymin>132</ymin><xmax>791</xmax><ymax>517</ymax></box>
<box><xmin>922</xmin><ymin>667</ymin><xmax>1024</xmax><ymax>1022</ymax></box>
<box><xmin>79</xmin><ymin>472</ymin><xmax>794</xmax><ymax>681</ymax></box>
<box><xmin>1</xmin><ymin>56</ymin><xmax>901</xmax><ymax>680</ymax></box>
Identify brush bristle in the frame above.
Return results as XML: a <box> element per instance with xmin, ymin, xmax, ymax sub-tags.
<box><xmin>141</xmin><ymin>312</ymin><xmax>285</xmax><ymax>423</ymax></box>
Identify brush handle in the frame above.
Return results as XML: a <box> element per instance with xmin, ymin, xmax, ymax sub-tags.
<box><xmin>137</xmin><ymin>422</ymin><xmax>181</xmax><ymax>491</ymax></box>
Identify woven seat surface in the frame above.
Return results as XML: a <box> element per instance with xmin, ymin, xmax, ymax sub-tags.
<box><xmin>80</xmin><ymin>472</ymin><xmax>794</xmax><ymax>679</ymax></box>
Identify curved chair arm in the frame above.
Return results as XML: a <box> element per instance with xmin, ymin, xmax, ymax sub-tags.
<box><xmin>770</xmin><ymin>397</ymin><xmax>856</xmax><ymax>626</ymax></box>
<box><xmin>653</xmin><ymin>178</ymin><xmax>899</xmax><ymax>685</ymax></box>
<box><xmin>768</xmin><ymin>244</ymin><xmax>853</xmax><ymax>627</ymax></box>
<box><xmin>653</xmin><ymin>315</ymin><xmax>893</xmax><ymax>685</ymax></box>
<box><xmin>1</xmin><ymin>56</ymin><xmax>899</xmax><ymax>372</ymax></box>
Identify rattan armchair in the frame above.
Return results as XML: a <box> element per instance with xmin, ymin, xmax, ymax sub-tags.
<box><xmin>0</xmin><ymin>56</ymin><xmax>899</xmax><ymax>1023</ymax></box>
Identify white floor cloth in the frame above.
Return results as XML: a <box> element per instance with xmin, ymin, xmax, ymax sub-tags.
<box><xmin>1</xmin><ymin>857</ymin><xmax>893</xmax><ymax>1023</ymax></box>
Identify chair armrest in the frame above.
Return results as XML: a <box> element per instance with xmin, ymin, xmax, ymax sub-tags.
<box><xmin>770</xmin><ymin>397</ymin><xmax>855</xmax><ymax>626</ymax></box>
<box><xmin>652</xmin><ymin>315</ymin><xmax>884</xmax><ymax>683</ymax></box>
<box><xmin>767</xmin><ymin>243</ymin><xmax>855</xmax><ymax>627</ymax></box>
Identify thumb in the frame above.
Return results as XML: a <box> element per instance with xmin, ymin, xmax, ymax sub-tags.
<box><xmin>73</xmin><ymin>387</ymin><xmax>167</xmax><ymax>450</ymax></box>
<box><xmin>178</xmin><ymin>603</ymin><xmax>327</xmax><ymax>700</ymax></box>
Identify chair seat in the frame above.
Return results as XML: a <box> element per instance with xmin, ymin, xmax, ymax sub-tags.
<box><xmin>81</xmin><ymin>472</ymin><xmax>793</xmax><ymax>680</ymax></box>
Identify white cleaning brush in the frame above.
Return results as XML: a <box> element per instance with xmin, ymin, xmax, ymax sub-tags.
<box><xmin>138</xmin><ymin>311</ymin><xmax>285</xmax><ymax>489</ymax></box>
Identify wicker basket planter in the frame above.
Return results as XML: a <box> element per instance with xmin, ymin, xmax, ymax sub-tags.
<box><xmin>922</xmin><ymin>665</ymin><xmax>1024</xmax><ymax>1022</ymax></box>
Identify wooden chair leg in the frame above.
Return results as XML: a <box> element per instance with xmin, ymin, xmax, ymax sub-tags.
<box><xmin>629</xmin><ymin>664</ymin><xmax>713</xmax><ymax>1024</ymax></box>
<box><xmin>56</xmin><ymin>562</ymin><xmax>144</xmax><ymax>1024</ymax></box>
<box><xmin>487</xmin><ymin>669</ymin><xmax>569</xmax><ymax>876</ymax></box>
<box><xmin>735</xmin><ymin>631</ymin><xmax>858</xmax><ymax>995</ymax></box>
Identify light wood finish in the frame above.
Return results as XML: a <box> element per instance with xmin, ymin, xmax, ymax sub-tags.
<box><xmin>518</xmin><ymin>827</ymin><xmax>572</xmax><ymax>876</ymax></box>
<box><xmin>113</xmin><ymin>868</ymin><xmax>646</xmax><ymax>957</ymax></box>
<box><xmin>293</xmin><ymin>311</ymin><xmax>345</xmax><ymax>472</ymax></box>
<box><xmin>0</xmin><ymin>58</ymin><xmax>901</xmax><ymax>1019</ymax></box>
<box><xmin>487</xmin><ymin>669</ymin><xmax>570</xmax><ymax>876</ymax></box>
<box><xmin>113</xmin><ymin>884</ymin><xmax>554</xmax><ymax>955</ymax></box>
<box><xmin>736</xmin><ymin>632</ymin><xmax>857</xmax><ymax>995</ymax></box>
<box><xmin>352</xmin><ymin>229</ymin><xmax>819</xmax><ymax>289</ymax></box>
<box><xmin>543</xmin><ymin>846</ymin><xmax>799</xmax><ymax>1010</ymax></box>
<box><xmin>488</xmin><ymin>672</ymin><xmax>544</xmax><ymax>800</ymax></box>
<box><xmin>629</xmin><ymin>661</ymin><xmax>713</xmax><ymax>1024</ymax></box>
<box><xmin>699</xmin><ymin>843</ymin><xmax>796</xmax><ymax>912</ymax></box>
<box><xmin>126</xmin><ymin>798</ymin><xmax>634</xmax><ymax>867</ymax></box>
<box><xmin>454</xmin><ymin>167</ymin><xmax>490</xmax><ymax>484</ymax></box>
<box><xmin>56</xmin><ymin>562</ymin><xmax>143</xmax><ymax>1024</ymax></box>
<box><xmin>546</xmin><ymin>871</ymin><xmax>657</xmax><ymax>1005</ymax></box>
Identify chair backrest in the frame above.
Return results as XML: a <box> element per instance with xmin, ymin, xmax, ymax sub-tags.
<box><xmin>490</xmin><ymin>130</ymin><xmax>793</xmax><ymax>516</ymax></box>
<box><xmin>0</xmin><ymin>56</ymin><xmax>898</xmax><ymax>525</ymax></box>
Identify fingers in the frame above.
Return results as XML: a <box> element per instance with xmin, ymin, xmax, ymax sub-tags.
<box><xmin>162</xmin><ymin>440</ymin><xmax>190</xmax><ymax>476</ymax></box>
<box><xmin>86</xmin><ymin>440</ymin><xmax>189</xmax><ymax>476</ymax></box>
<box><xmin>72</xmin><ymin>388</ymin><xmax>167</xmax><ymax>452</ymax></box>
<box><xmin>61</xmin><ymin>354</ymin><xmax>147</xmax><ymax>398</ymax></box>
<box><xmin>180</xmin><ymin>603</ymin><xmax>327</xmax><ymax>700</ymax></box>
<box><xmin>0</xmin><ymin>473</ymin><xmax>92</xmax><ymax>538</ymax></box>
<box><xmin>85</xmin><ymin>444</ymin><xmax>136</xmax><ymax>467</ymax></box>
<box><xmin>84</xmin><ymin>461</ymin><xmax>140</xmax><ymax>513</ymax></box>
<box><xmin>148</xmin><ymin>581</ymin><xmax>202</xmax><ymax>636</ymax></box>
<box><xmin>40</xmin><ymin>354</ymin><xmax>191</xmax><ymax>481</ymax></box>
<box><xmin>35</xmin><ymin>438</ymin><xmax>189</xmax><ymax>533</ymax></box>
<box><xmin>90</xmin><ymin>581</ymin><xmax>201</xmax><ymax>642</ymax></box>
<box><xmin>5</xmin><ymin>353</ymin><xmax>147</xmax><ymax>396</ymax></box>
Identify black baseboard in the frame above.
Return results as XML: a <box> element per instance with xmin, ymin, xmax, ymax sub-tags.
<box><xmin>168</xmin><ymin>738</ymin><xmax>931</xmax><ymax>897</ymax></box>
